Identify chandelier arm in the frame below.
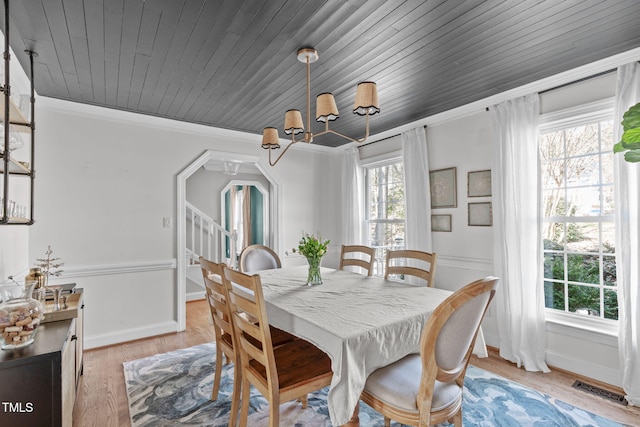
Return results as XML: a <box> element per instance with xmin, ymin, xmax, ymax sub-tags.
<box><xmin>268</xmin><ymin>139</ymin><xmax>299</xmax><ymax>166</ymax></box>
<box><xmin>315</xmin><ymin>112</ymin><xmax>371</xmax><ymax>143</ymax></box>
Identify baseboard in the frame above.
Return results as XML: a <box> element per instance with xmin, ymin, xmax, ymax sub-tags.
<box><xmin>84</xmin><ymin>320</ymin><xmax>178</xmax><ymax>350</ymax></box>
<box><xmin>186</xmin><ymin>291</ymin><xmax>205</xmax><ymax>302</ymax></box>
<box><xmin>545</xmin><ymin>349</ymin><xmax>621</xmax><ymax>388</ymax></box>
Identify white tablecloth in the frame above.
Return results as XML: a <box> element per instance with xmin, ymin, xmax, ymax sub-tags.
<box><xmin>257</xmin><ymin>266</ymin><xmax>486</xmax><ymax>425</ymax></box>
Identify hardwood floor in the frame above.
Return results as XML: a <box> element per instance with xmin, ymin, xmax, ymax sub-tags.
<box><xmin>73</xmin><ymin>300</ymin><xmax>639</xmax><ymax>426</ymax></box>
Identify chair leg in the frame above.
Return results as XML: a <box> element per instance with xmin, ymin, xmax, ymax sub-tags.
<box><xmin>211</xmin><ymin>346</ymin><xmax>223</xmax><ymax>400</ymax></box>
<box><xmin>384</xmin><ymin>416</ymin><xmax>391</xmax><ymax>427</ymax></box>
<box><xmin>452</xmin><ymin>409</ymin><xmax>463</xmax><ymax>427</ymax></box>
<box><xmin>228</xmin><ymin>362</ymin><xmax>241</xmax><ymax>427</ymax></box>
<box><xmin>299</xmin><ymin>394</ymin><xmax>308</xmax><ymax>408</ymax></box>
<box><xmin>238</xmin><ymin>376</ymin><xmax>251</xmax><ymax>427</ymax></box>
<box><xmin>269</xmin><ymin>395</ymin><xmax>280</xmax><ymax>427</ymax></box>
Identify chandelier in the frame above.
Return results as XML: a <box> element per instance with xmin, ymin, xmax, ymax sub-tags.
<box><xmin>261</xmin><ymin>47</ymin><xmax>380</xmax><ymax>166</ymax></box>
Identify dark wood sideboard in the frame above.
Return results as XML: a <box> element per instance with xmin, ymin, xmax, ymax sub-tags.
<box><xmin>0</xmin><ymin>287</ymin><xmax>84</xmax><ymax>427</ymax></box>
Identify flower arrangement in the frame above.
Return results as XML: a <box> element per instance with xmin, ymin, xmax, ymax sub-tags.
<box><xmin>292</xmin><ymin>232</ymin><xmax>330</xmax><ymax>285</ymax></box>
<box><xmin>292</xmin><ymin>232</ymin><xmax>330</xmax><ymax>260</ymax></box>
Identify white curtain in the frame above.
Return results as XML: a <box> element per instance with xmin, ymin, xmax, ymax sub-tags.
<box><xmin>343</xmin><ymin>146</ymin><xmax>365</xmax><ymax>245</ymax></box>
<box><xmin>491</xmin><ymin>94</ymin><xmax>550</xmax><ymax>373</ymax></box>
<box><xmin>614</xmin><ymin>62</ymin><xmax>640</xmax><ymax>406</ymax></box>
<box><xmin>402</xmin><ymin>127</ymin><xmax>432</xmax><ymax>253</ymax></box>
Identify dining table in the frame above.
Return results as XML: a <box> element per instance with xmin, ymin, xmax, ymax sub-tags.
<box><xmin>254</xmin><ymin>265</ymin><xmax>488</xmax><ymax>426</ymax></box>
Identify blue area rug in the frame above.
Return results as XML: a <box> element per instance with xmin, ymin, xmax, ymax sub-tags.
<box><xmin>123</xmin><ymin>342</ymin><xmax>625</xmax><ymax>426</ymax></box>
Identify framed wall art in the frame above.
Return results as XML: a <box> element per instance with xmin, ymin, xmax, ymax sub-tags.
<box><xmin>468</xmin><ymin>169</ymin><xmax>492</xmax><ymax>197</ymax></box>
<box><xmin>429</xmin><ymin>167</ymin><xmax>457</xmax><ymax>208</ymax></box>
<box><xmin>468</xmin><ymin>202</ymin><xmax>492</xmax><ymax>226</ymax></box>
<box><xmin>431</xmin><ymin>214</ymin><xmax>452</xmax><ymax>232</ymax></box>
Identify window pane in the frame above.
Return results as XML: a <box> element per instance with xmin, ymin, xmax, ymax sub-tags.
<box><xmin>604</xmin><ymin>289</ymin><xmax>618</xmax><ymax>320</ymax></box>
<box><xmin>603</xmin><ymin>255</ymin><xmax>616</xmax><ymax>286</ymax></box>
<box><xmin>565</xmin><ymin>222</ymin><xmax>599</xmax><ymax>252</ymax></box>
<box><xmin>541</xmin><ymin>159</ymin><xmax>566</xmax><ymax>189</ymax></box>
<box><xmin>602</xmin><ymin>223</ymin><xmax>615</xmax><ymax>253</ymax></box>
<box><xmin>544</xmin><ymin>281</ymin><xmax>565</xmax><ymax>311</ymax></box>
<box><xmin>602</xmin><ymin>185</ymin><xmax>614</xmax><ymax>215</ymax></box>
<box><xmin>565</xmin><ymin>187</ymin><xmax>599</xmax><ymax>216</ymax></box>
<box><xmin>544</xmin><ymin>252</ymin><xmax>564</xmax><ymax>280</ymax></box>
<box><xmin>568</xmin><ymin>284</ymin><xmax>600</xmax><ymax>316</ymax></box>
<box><xmin>567</xmin><ymin>253</ymin><xmax>599</xmax><ymax>284</ymax></box>
<box><xmin>565</xmin><ymin>124</ymin><xmax>600</xmax><ymax>156</ymax></box>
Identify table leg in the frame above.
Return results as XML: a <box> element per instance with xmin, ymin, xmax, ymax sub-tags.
<box><xmin>341</xmin><ymin>404</ymin><xmax>360</xmax><ymax>427</ymax></box>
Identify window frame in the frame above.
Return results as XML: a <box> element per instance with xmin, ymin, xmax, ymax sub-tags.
<box><xmin>539</xmin><ymin>98</ymin><xmax>618</xmax><ymax>333</ymax></box>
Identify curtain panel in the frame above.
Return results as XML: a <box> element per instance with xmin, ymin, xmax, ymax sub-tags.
<box><xmin>614</xmin><ymin>62</ymin><xmax>640</xmax><ymax>406</ymax></box>
<box><xmin>343</xmin><ymin>146</ymin><xmax>365</xmax><ymax>246</ymax></box>
<box><xmin>402</xmin><ymin>127</ymin><xmax>433</xmax><ymax>254</ymax></box>
<box><xmin>491</xmin><ymin>94</ymin><xmax>550</xmax><ymax>373</ymax></box>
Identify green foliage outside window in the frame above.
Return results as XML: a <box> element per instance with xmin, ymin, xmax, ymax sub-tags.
<box><xmin>543</xmin><ymin>240</ymin><xmax>618</xmax><ymax>320</ymax></box>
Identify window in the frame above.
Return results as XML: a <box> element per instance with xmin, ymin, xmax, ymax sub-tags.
<box><xmin>540</xmin><ymin>101</ymin><xmax>617</xmax><ymax>321</ymax></box>
<box><xmin>364</xmin><ymin>160</ymin><xmax>405</xmax><ymax>276</ymax></box>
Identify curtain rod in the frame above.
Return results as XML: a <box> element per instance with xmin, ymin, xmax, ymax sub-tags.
<box><xmin>485</xmin><ymin>68</ymin><xmax>617</xmax><ymax>111</ymax></box>
<box><xmin>358</xmin><ymin>125</ymin><xmax>428</xmax><ymax>148</ymax></box>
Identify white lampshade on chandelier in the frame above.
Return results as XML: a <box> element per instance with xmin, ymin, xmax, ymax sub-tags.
<box><xmin>261</xmin><ymin>47</ymin><xmax>380</xmax><ymax>166</ymax></box>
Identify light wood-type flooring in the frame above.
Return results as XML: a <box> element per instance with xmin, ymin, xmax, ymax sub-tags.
<box><xmin>73</xmin><ymin>300</ymin><xmax>639</xmax><ymax>426</ymax></box>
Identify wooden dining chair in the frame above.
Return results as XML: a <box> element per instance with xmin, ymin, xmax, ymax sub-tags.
<box><xmin>199</xmin><ymin>257</ymin><xmax>296</xmax><ymax>426</ymax></box>
<box><xmin>384</xmin><ymin>249</ymin><xmax>437</xmax><ymax>286</ymax></box>
<box><xmin>222</xmin><ymin>267</ymin><xmax>334</xmax><ymax>427</ymax></box>
<box><xmin>360</xmin><ymin>276</ymin><xmax>499</xmax><ymax>427</ymax></box>
<box><xmin>238</xmin><ymin>244</ymin><xmax>281</xmax><ymax>273</ymax></box>
<box><xmin>338</xmin><ymin>244</ymin><xmax>376</xmax><ymax>276</ymax></box>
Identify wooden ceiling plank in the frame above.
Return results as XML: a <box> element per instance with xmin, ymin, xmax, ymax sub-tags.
<box><xmin>137</xmin><ymin>0</ymin><xmax>187</xmax><ymax>112</ymax></box>
<box><xmin>116</xmin><ymin>0</ymin><xmax>144</xmax><ymax>108</ymax></box>
<box><xmin>103</xmin><ymin>0</ymin><xmax>125</xmax><ymax>106</ymax></box>
<box><xmin>125</xmin><ymin>0</ymin><xmax>164</xmax><ymax>111</ymax></box>
<box><xmin>145</xmin><ymin>0</ymin><xmax>208</xmax><ymax>114</ymax></box>
<box><xmin>63</xmin><ymin>0</ymin><xmax>95</xmax><ymax>103</ymax></box>
<box><xmin>83</xmin><ymin>0</ymin><xmax>107</xmax><ymax>105</ymax></box>
<box><xmin>40</xmin><ymin>0</ymin><xmax>82</xmax><ymax>100</ymax></box>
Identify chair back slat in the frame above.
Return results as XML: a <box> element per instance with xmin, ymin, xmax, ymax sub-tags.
<box><xmin>385</xmin><ymin>249</ymin><xmax>437</xmax><ymax>286</ymax></box>
<box><xmin>339</xmin><ymin>245</ymin><xmax>375</xmax><ymax>276</ymax></box>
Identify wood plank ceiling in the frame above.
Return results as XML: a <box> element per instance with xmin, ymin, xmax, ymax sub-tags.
<box><xmin>3</xmin><ymin>0</ymin><xmax>640</xmax><ymax>148</ymax></box>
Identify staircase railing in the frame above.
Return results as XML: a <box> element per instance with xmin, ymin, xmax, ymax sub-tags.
<box><xmin>186</xmin><ymin>201</ymin><xmax>237</xmax><ymax>268</ymax></box>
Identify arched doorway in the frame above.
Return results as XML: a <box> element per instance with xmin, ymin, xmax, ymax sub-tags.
<box><xmin>176</xmin><ymin>150</ymin><xmax>280</xmax><ymax>331</ymax></box>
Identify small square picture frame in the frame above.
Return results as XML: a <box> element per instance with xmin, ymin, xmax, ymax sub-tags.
<box><xmin>430</xmin><ymin>167</ymin><xmax>457</xmax><ymax>208</ymax></box>
<box><xmin>468</xmin><ymin>202</ymin><xmax>492</xmax><ymax>226</ymax></box>
<box><xmin>468</xmin><ymin>169</ymin><xmax>492</xmax><ymax>197</ymax></box>
<box><xmin>431</xmin><ymin>214</ymin><xmax>452</xmax><ymax>232</ymax></box>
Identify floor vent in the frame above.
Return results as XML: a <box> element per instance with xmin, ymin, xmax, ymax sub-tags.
<box><xmin>571</xmin><ymin>380</ymin><xmax>628</xmax><ymax>406</ymax></box>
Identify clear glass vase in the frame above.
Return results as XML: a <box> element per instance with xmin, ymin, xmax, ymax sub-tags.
<box><xmin>0</xmin><ymin>280</ymin><xmax>44</xmax><ymax>350</ymax></box>
<box><xmin>306</xmin><ymin>256</ymin><xmax>323</xmax><ymax>286</ymax></box>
